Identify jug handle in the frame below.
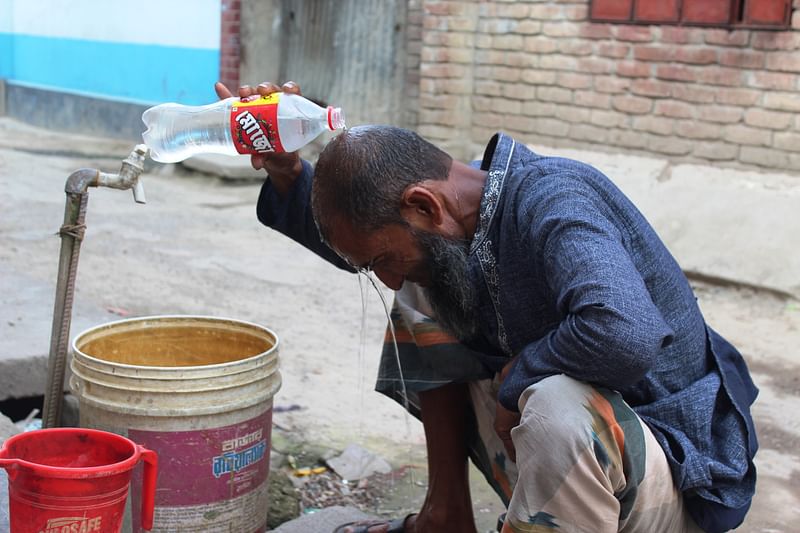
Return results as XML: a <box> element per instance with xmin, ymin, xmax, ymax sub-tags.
<box><xmin>138</xmin><ymin>446</ymin><xmax>159</xmax><ymax>531</ymax></box>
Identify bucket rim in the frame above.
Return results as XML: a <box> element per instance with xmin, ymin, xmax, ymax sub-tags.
<box><xmin>0</xmin><ymin>427</ymin><xmax>142</xmax><ymax>478</ymax></box>
<box><xmin>71</xmin><ymin>314</ymin><xmax>280</xmax><ymax>371</ymax></box>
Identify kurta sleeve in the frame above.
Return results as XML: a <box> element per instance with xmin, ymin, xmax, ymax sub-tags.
<box><xmin>256</xmin><ymin>159</ymin><xmax>353</xmax><ymax>272</ymax></box>
<box><xmin>498</xmin><ymin>176</ymin><xmax>675</xmax><ymax>411</ymax></box>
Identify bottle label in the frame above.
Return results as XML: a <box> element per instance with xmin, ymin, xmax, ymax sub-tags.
<box><xmin>230</xmin><ymin>94</ymin><xmax>285</xmax><ymax>154</ymax></box>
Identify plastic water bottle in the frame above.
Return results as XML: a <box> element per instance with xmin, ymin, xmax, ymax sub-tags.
<box><xmin>141</xmin><ymin>93</ymin><xmax>346</xmax><ymax>163</ymax></box>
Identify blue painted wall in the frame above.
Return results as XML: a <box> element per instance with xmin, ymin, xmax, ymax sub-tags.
<box><xmin>0</xmin><ymin>0</ymin><xmax>222</xmax><ymax>106</ymax></box>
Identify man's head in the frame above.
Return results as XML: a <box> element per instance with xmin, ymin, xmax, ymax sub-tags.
<box><xmin>311</xmin><ymin>125</ymin><xmax>479</xmax><ymax>339</ymax></box>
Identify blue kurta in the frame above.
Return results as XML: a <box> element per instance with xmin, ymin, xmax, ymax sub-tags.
<box><xmin>257</xmin><ymin>133</ymin><xmax>758</xmax><ymax>533</ymax></box>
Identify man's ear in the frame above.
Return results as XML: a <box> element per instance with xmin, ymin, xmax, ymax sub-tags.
<box><xmin>400</xmin><ymin>185</ymin><xmax>444</xmax><ymax>231</ymax></box>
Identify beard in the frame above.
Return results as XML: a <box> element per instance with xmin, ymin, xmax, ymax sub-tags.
<box><xmin>413</xmin><ymin>230</ymin><xmax>478</xmax><ymax>341</ymax></box>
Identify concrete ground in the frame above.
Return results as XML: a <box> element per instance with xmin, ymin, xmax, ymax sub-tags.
<box><xmin>0</xmin><ymin>116</ymin><xmax>798</xmax><ymax>532</ymax></box>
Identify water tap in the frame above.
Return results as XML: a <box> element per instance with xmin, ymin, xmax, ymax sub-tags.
<box><xmin>95</xmin><ymin>144</ymin><xmax>149</xmax><ymax>203</ymax></box>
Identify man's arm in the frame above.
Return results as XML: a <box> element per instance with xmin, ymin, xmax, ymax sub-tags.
<box><xmin>215</xmin><ymin>81</ymin><xmax>352</xmax><ymax>271</ymax></box>
<box><xmin>498</xmin><ymin>175</ymin><xmax>674</xmax><ymax>412</ymax></box>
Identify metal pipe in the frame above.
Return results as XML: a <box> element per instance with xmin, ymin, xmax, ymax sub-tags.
<box><xmin>41</xmin><ymin>146</ymin><xmax>148</xmax><ymax>428</ymax></box>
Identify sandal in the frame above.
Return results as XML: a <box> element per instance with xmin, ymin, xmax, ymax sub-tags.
<box><xmin>332</xmin><ymin>513</ymin><xmax>416</xmax><ymax>533</ymax></box>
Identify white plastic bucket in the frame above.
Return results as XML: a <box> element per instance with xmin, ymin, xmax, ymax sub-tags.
<box><xmin>70</xmin><ymin>315</ymin><xmax>281</xmax><ymax>533</ymax></box>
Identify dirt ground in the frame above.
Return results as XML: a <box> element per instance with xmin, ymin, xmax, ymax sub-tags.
<box><xmin>0</xmin><ymin>118</ymin><xmax>798</xmax><ymax>531</ymax></box>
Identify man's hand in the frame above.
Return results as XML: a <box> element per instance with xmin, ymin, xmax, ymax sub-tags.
<box><xmin>494</xmin><ymin>356</ymin><xmax>521</xmax><ymax>463</ymax></box>
<box><xmin>214</xmin><ymin>81</ymin><xmax>304</xmax><ymax>196</ymax></box>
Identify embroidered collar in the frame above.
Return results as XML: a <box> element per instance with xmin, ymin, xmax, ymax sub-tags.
<box><xmin>470</xmin><ymin>133</ymin><xmax>515</xmax><ymax>254</ymax></box>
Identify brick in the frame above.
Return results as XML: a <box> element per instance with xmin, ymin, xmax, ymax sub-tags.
<box><xmin>425</xmin><ymin>2</ymin><xmax>472</xmax><ymax>16</ymax></box>
<box><xmin>719</xmin><ymin>50</ymin><xmax>766</xmax><ymax>69</ymax></box>
<box><xmin>763</xmin><ymin>91</ymin><xmax>800</xmax><ymax>112</ymax></box>
<box><xmin>670</xmin><ymin>84</ymin><xmax>719</xmax><ymax>104</ymax></box>
<box><xmin>422</xmin><ymin>47</ymin><xmax>473</xmax><ymax>64</ymax></box>
<box><xmin>575</xmin><ymin>90</ymin><xmax>611</xmax><ymax>109</ymax></box>
<box><xmin>474</xmin><ymin>79</ymin><xmax>502</xmax><ymax>95</ymax></box>
<box><xmin>612</xmin><ymin>95</ymin><xmax>653</xmax><ymax>114</ymax></box>
<box><xmin>698</xmin><ymin>105</ymin><xmax>743</xmax><ymax>124</ymax></box>
<box><xmin>503</xmin><ymin>83</ymin><xmax>536</xmax><ymax>100</ymax></box>
<box><xmin>577</xmin><ymin>57</ymin><xmax>613</xmax><ymax>74</ymax></box>
<box><xmin>522</xmin><ymin>101</ymin><xmax>557</xmax><ymax>117</ymax></box>
<box><xmin>608</xmin><ymin>129</ymin><xmax>649</xmax><ymax>149</ymax></box>
<box><xmin>675</xmin><ymin>48</ymin><xmax>719</xmax><ymax>65</ymax></box>
<box><xmin>420</xmin><ymin>93</ymin><xmax>459</xmax><ymax>109</ymax></box>
<box><xmin>570</xmin><ymin>124</ymin><xmax>610</xmax><ymax>143</ymax></box>
<box><xmin>423</xmin><ymin>32</ymin><xmax>475</xmax><ymax>48</ymax></box>
<box><xmin>766</xmin><ymin>52</ymin><xmax>800</xmax><ymax>72</ymax></box>
<box><xmin>479</xmin><ymin>2</ymin><xmax>530</xmax><ymax>18</ymax></box>
<box><xmin>647</xmin><ymin>136</ymin><xmax>693</xmax><ymax>155</ymax></box>
<box><xmin>557</xmin><ymin>72</ymin><xmax>593</xmax><ymax>90</ymax></box>
<box><xmin>420</xmin><ymin>63</ymin><xmax>468</xmax><ymax>78</ymax></box>
<box><xmin>615</xmin><ymin>25</ymin><xmax>653</xmax><ymax>42</ymax></box>
<box><xmin>659</xmin><ymin>27</ymin><xmax>691</xmax><ymax>44</ymax></box>
<box><xmin>492</xmin><ymin>34</ymin><xmax>525</xmax><ymax>50</ymax></box>
<box><xmin>522</xmin><ymin>69</ymin><xmax>558</xmax><ymax>85</ymax></box>
<box><xmin>700</xmin><ymin>66</ymin><xmax>745</xmax><ymax>86</ymax></box>
<box><xmin>542</xmin><ymin>22</ymin><xmax>581</xmax><ymax>37</ymax></box>
<box><xmin>774</xmin><ymin>131</ymin><xmax>800</xmax><ymax>151</ymax></box>
<box><xmin>749</xmin><ymin>71</ymin><xmax>798</xmax><ymax>90</ymax></box>
<box><xmin>490</xmin><ymin>97</ymin><xmax>522</xmax><ymax>114</ymax></box>
<box><xmin>505</xmin><ymin>114</ymin><xmax>538</xmax><ymax>132</ymax></box>
<box><xmin>472</xmin><ymin>96</ymin><xmax>493</xmax><ymax>112</ymax></box>
<box><xmin>532</xmin><ymin>118</ymin><xmax>570</xmax><ymax>138</ymax></box>
<box><xmin>555</xmin><ymin>104</ymin><xmax>592</xmax><ymax>123</ymax></box>
<box><xmin>492</xmin><ymin>66</ymin><xmax>523</xmax><ymax>82</ymax></box>
<box><xmin>537</xmin><ymin>86</ymin><xmax>574</xmax><ymax>103</ymax></box>
<box><xmin>514</xmin><ymin>20</ymin><xmax>544</xmax><ymax>35</ymax></box>
<box><xmin>793</xmin><ymin>9</ymin><xmax>800</xmax><ymax>29</ymax></box>
<box><xmin>692</xmin><ymin>142</ymin><xmax>738</xmax><ymax>161</ymax></box>
<box><xmin>715</xmin><ymin>88</ymin><xmax>761</xmax><ymax>106</ymax></box>
<box><xmin>616</xmin><ymin>61</ymin><xmax>651</xmax><ymax>78</ymax></box>
<box><xmin>564</xmin><ymin>5</ymin><xmax>589</xmax><ymax>21</ymax></box>
<box><xmin>633</xmin><ymin>116</ymin><xmax>675</xmax><ymax>136</ymax></box>
<box><xmin>472</xmin><ymin>112</ymin><xmax>506</xmax><ymax>129</ymax></box>
<box><xmin>674</xmin><ymin>120</ymin><xmax>720</xmax><ymax>140</ymax></box>
<box><xmin>751</xmin><ymin>32</ymin><xmax>800</xmax><ymax>51</ymax></box>
<box><xmin>420</xmin><ymin>78</ymin><xmax>473</xmax><ymax>95</ymax></box>
<box><xmin>478</xmin><ymin>19</ymin><xmax>516</xmax><ymax>34</ymax></box>
<box><xmin>540</xmin><ymin>54</ymin><xmax>580</xmax><ymax>71</ymax></box>
<box><xmin>654</xmin><ymin>100</ymin><xmax>696</xmax><ymax>119</ymax></box>
<box><xmin>655</xmin><ymin>64</ymin><xmax>696</xmax><ymax>82</ymax></box>
<box><xmin>590</xmin><ymin>110</ymin><xmax>629</xmax><ymax>128</ymax></box>
<box><xmin>422</xmin><ymin>109</ymin><xmax>460</xmax><ymax>127</ymax></box>
<box><xmin>594</xmin><ymin>76</ymin><xmax>631</xmax><ymax>94</ymax></box>
<box><xmin>557</xmin><ymin>40</ymin><xmax>594</xmax><ymax>56</ymax></box>
<box><xmin>476</xmin><ymin>34</ymin><xmax>492</xmax><ymax>49</ymax></box>
<box><xmin>525</xmin><ymin>36</ymin><xmax>558</xmax><ymax>53</ymax></box>
<box><xmin>418</xmin><ymin>124</ymin><xmax>458</xmax><ymax>140</ymax></box>
<box><xmin>723</xmin><ymin>124</ymin><xmax>773</xmax><ymax>146</ymax></box>
<box><xmin>704</xmin><ymin>29</ymin><xmax>750</xmax><ymax>47</ymax></box>
<box><xmin>631</xmin><ymin>80</ymin><xmax>672</xmax><ymax>98</ymax></box>
<box><xmin>740</xmin><ymin>147</ymin><xmax>790</xmax><ymax>168</ymax></box>
<box><xmin>427</xmin><ymin>14</ymin><xmax>478</xmax><ymax>32</ymax></box>
<box><xmin>634</xmin><ymin>46</ymin><xmax>675</xmax><ymax>62</ymax></box>
<box><xmin>580</xmin><ymin>24</ymin><xmax>614</xmax><ymax>40</ymax></box>
<box><xmin>596</xmin><ymin>43</ymin><xmax>630</xmax><ymax>59</ymax></box>
<box><xmin>744</xmin><ymin>109</ymin><xmax>793</xmax><ymax>129</ymax></box>
<box><xmin>529</xmin><ymin>5</ymin><xmax>564</xmax><ymax>20</ymax></box>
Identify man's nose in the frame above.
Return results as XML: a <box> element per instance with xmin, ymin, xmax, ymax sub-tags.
<box><xmin>374</xmin><ymin>268</ymin><xmax>404</xmax><ymax>291</ymax></box>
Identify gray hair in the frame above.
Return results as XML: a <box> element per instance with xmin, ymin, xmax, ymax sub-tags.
<box><xmin>311</xmin><ymin>125</ymin><xmax>452</xmax><ymax>242</ymax></box>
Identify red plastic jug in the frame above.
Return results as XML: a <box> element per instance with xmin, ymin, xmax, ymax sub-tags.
<box><xmin>0</xmin><ymin>427</ymin><xmax>157</xmax><ymax>532</ymax></box>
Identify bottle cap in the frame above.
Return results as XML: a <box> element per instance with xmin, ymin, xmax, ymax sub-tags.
<box><xmin>327</xmin><ymin>107</ymin><xmax>346</xmax><ymax>131</ymax></box>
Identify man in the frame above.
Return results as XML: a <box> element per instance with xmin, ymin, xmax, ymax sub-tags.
<box><xmin>215</xmin><ymin>82</ymin><xmax>757</xmax><ymax>533</ymax></box>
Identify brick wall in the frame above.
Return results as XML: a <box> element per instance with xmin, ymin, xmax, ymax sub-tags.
<box><xmin>220</xmin><ymin>0</ymin><xmax>241</xmax><ymax>92</ymax></box>
<box><xmin>405</xmin><ymin>0</ymin><xmax>424</xmax><ymax>128</ymax></box>
<box><xmin>416</xmin><ymin>0</ymin><xmax>800</xmax><ymax>172</ymax></box>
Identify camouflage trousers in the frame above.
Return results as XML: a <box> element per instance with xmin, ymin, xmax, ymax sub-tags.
<box><xmin>376</xmin><ymin>285</ymin><xmax>702</xmax><ymax>533</ymax></box>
